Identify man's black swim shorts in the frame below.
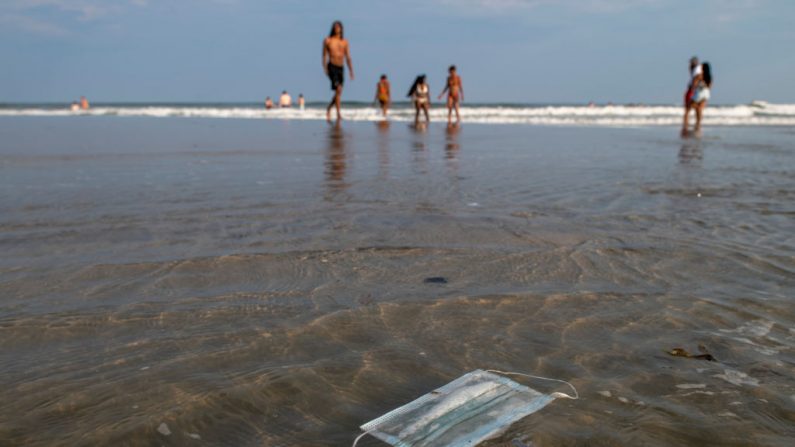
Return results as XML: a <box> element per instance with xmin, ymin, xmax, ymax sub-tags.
<box><xmin>327</xmin><ymin>63</ymin><xmax>344</xmax><ymax>90</ymax></box>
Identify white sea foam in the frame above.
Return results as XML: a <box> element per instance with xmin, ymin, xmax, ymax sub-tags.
<box><xmin>714</xmin><ymin>369</ymin><xmax>760</xmax><ymax>387</ymax></box>
<box><xmin>676</xmin><ymin>383</ymin><xmax>707</xmax><ymax>389</ymax></box>
<box><xmin>2</xmin><ymin>102</ymin><xmax>795</xmax><ymax>126</ymax></box>
<box><xmin>720</xmin><ymin>320</ymin><xmax>774</xmax><ymax>338</ymax></box>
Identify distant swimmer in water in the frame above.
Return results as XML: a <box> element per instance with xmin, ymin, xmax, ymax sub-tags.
<box><xmin>691</xmin><ymin>62</ymin><xmax>712</xmax><ymax>133</ymax></box>
<box><xmin>438</xmin><ymin>65</ymin><xmax>463</xmax><ymax>124</ymax></box>
<box><xmin>279</xmin><ymin>90</ymin><xmax>292</xmax><ymax>108</ymax></box>
<box><xmin>265</xmin><ymin>97</ymin><xmax>273</xmax><ymax>109</ymax></box>
<box><xmin>79</xmin><ymin>96</ymin><xmax>89</xmax><ymax>110</ymax></box>
<box><xmin>323</xmin><ymin>20</ymin><xmax>355</xmax><ymax>122</ymax></box>
<box><xmin>298</xmin><ymin>93</ymin><xmax>305</xmax><ymax>110</ymax></box>
<box><xmin>681</xmin><ymin>56</ymin><xmax>702</xmax><ymax>136</ymax></box>
<box><xmin>408</xmin><ymin>75</ymin><xmax>431</xmax><ymax>124</ymax></box>
<box><xmin>374</xmin><ymin>74</ymin><xmax>391</xmax><ymax>117</ymax></box>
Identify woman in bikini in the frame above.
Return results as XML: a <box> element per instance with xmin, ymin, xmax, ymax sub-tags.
<box><xmin>691</xmin><ymin>62</ymin><xmax>712</xmax><ymax>133</ymax></box>
<box><xmin>438</xmin><ymin>65</ymin><xmax>463</xmax><ymax>124</ymax></box>
<box><xmin>408</xmin><ymin>75</ymin><xmax>431</xmax><ymax>124</ymax></box>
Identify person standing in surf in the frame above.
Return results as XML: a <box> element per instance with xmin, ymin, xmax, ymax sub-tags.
<box><xmin>323</xmin><ymin>20</ymin><xmax>355</xmax><ymax>122</ymax></box>
<box><xmin>408</xmin><ymin>75</ymin><xmax>431</xmax><ymax>124</ymax></box>
<box><xmin>438</xmin><ymin>65</ymin><xmax>463</xmax><ymax>124</ymax></box>
<box><xmin>681</xmin><ymin>56</ymin><xmax>702</xmax><ymax>135</ymax></box>
<box><xmin>691</xmin><ymin>62</ymin><xmax>712</xmax><ymax>133</ymax></box>
<box><xmin>279</xmin><ymin>90</ymin><xmax>292</xmax><ymax>108</ymax></box>
<box><xmin>374</xmin><ymin>74</ymin><xmax>391</xmax><ymax>117</ymax></box>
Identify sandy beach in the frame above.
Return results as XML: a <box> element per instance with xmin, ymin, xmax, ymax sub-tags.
<box><xmin>1</xmin><ymin>116</ymin><xmax>793</xmax><ymax>446</ymax></box>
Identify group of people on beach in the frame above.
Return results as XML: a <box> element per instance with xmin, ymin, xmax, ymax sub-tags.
<box><xmin>682</xmin><ymin>56</ymin><xmax>712</xmax><ymax>136</ymax></box>
<box><xmin>265</xmin><ymin>92</ymin><xmax>305</xmax><ymax>110</ymax></box>
<box><xmin>323</xmin><ymin>20</ymin><xmax>464</xmax><ymax>124</ymax></box>
<box><xmin>69</xmin><ymin>96</ymin><xmax>90</xmax><ymax>111</ymax></box>
<box><xmin>322</xmin><ymin>20</ymin><xmax>717</xmax><ymax>134</ymax></box>
<box><xmin>65</xmin><ymin>20</ymin><xmax>713</xmax><ymax>135</ymax></box>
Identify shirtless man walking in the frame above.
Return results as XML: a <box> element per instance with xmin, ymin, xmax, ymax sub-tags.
<box><xmin>438</xmin><ymin>65</ymin><xmax>463</xmax><ymax>124</ymax></box>
<box><xmin>323</xmin><ymin>20</ymin><xmax>354</xmax><ymax>122</ymax></box>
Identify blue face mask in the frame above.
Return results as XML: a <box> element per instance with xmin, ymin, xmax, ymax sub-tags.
<box><xmin>353</xmin><ymin>369</ymin><xmax>578</xmax><ymax>447</ymax></box>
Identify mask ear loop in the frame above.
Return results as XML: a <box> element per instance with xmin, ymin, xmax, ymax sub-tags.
<box><xmin>352</xmin><ymin>430</ymin><xmax>373</xmax><ymax>447</ymax></box>
<box><xmin>486</xmin><ymin>370</ymin><xmax>579</xmax><ymax>400</ymax></box>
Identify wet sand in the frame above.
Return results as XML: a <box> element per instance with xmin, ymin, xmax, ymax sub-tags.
<box><xmin>1</xmin><ymin>117</ymin><xmax>793</xmax><ymax>446</ymax></box>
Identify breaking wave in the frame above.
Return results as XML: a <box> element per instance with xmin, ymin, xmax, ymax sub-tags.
<box><xmin>1</xmin><ymin>101</ymin><xmax>794</xmax><ymax>127</ymax></box>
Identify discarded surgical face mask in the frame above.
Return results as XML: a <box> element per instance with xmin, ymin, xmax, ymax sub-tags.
<box><xmin>352</xmin><ymin>369</ymin><xmax>578</xmax><ymax>447</ymax></box>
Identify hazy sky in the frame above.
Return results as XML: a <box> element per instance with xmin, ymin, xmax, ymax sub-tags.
<box><xmin>1</xmin><ymin>0</ymin><xmax>793</xmax><ymax>104</ymax></box>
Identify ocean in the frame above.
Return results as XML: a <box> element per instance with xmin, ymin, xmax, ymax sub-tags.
<box><xmin>2</xmin><ymin>100</ymin><xmax>795</xmax><ymax>126</ymax></box>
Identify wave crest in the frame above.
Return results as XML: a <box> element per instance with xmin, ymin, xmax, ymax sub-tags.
<box><xmin>2</xmin><ymin>102</ymin><xmax>794</xmax><ymax>126</ymax></box>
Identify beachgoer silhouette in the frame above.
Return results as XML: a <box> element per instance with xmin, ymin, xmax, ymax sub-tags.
<box><xmin>323</xmin><ymin>20</ymin><xmax>354</xmax><ymax>122</ymax></box>
<box><xmin>408</xmin><ymin>75</ymin><xmax>430</xmax><ymax>123</ymax></box>
<box><xmin>438</xmin><ymin>65</ymin><xmax>463</xmax><ymax>123</ymax></box>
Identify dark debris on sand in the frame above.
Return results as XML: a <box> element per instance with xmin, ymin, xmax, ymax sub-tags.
<box><xmin>667</xmin><ymin>344</ymin><xmax>716</xmax><ymax>362</ymax></box>
<box><xmin>423</xmin><ymin>277</ymin><xmax>448</xmax><ymax>284</ymax></box>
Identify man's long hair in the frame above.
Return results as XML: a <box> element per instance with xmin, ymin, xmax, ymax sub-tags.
<box><xmin>329</xmin><ymin>21</ymin><xmax>344</xmax><ymax>38</ymax></box>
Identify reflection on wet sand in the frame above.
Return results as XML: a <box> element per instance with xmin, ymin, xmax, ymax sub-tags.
<box><xmin>325</xmin><ymin>121</ymin><xmax>348</xmax><ymax>196</ymax></box>
<box><xmin>409</xmin><ymin>122</ymin><xmax>428</xmax><ymax>174</ymax></box>
<box><xmin>445</xmin><ymin>122</ymin><xmax>461</xmax><ymax>157</ymax></box>
<box><xmin>409</xmin><ymin>121</ymin><xmax>428</xmax><ymax>138</ymax></box>
<box><xmin>376</xmin><ymin>120</ymin><xmax>390</xmax><ymax>180</ymax></box>
<box><xmin>679</xmin><ymin>138</ymin><xmax>703</xmax><ymax>165</ymax></box>
<box><xmin>444</xmin><ymin>123</ymin><xmax>462</xmax><ymax>181</ymax></box>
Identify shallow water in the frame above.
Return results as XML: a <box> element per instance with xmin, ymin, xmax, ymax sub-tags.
<box><xmin>0</xmin><ymin>117</ymin><xmax>793</xmax><ymax>446</ymax></box>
